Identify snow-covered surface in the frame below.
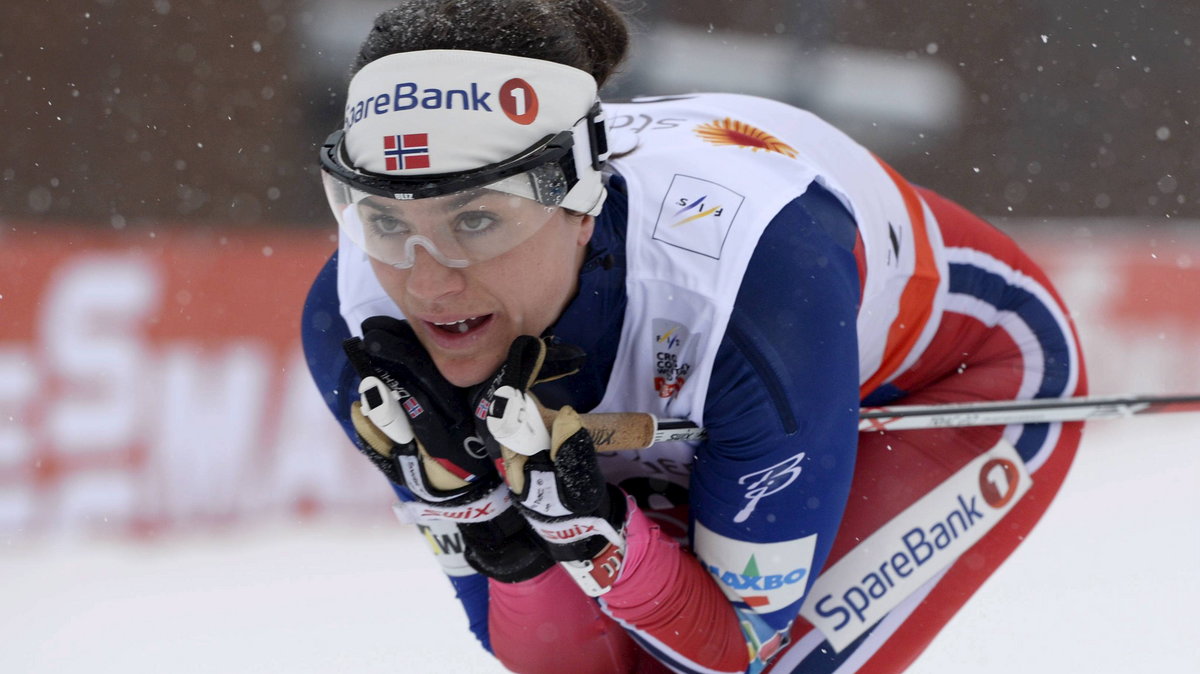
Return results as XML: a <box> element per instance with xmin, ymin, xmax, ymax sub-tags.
<box><xmin>3</xmin><ymin>415</ymin><xmax>1198</xmax><ymax>673</ymax></box>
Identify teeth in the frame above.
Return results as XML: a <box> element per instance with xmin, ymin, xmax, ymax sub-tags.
<box><xmin>433</xmin><ymin>318</ymin><xmax>476</xmax><ymax>334</ymax></box>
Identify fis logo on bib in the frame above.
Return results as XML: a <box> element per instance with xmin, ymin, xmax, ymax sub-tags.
<box><xmin>653</xmin><ymin>175</ymin><xmax>744</xmax><ymax>259</ymax></box>
<box><xmin>652</xmin><ymin>319</ymin><xmax>697</xmax><ymax>399</ymax></box>
<box><xmin>670</xmin><ymin>195</ymin><xmax>727</xmax><ymax>228</ymax></box>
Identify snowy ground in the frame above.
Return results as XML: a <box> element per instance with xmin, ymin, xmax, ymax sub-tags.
<box><xmin>3</xmin><ymin>415</ymin><xmax>1198</xmax><ymax>674</ymax></box>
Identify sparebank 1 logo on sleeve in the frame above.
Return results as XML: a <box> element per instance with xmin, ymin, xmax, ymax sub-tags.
<box><xmin>652</xmin><ymin>174</ymin><xmax>745</xmax><ymax>259</ymax></box>
<box><xmin>651</xmin><ymin>318</ymin><xmax>698</xmax><ymax>399</ymax></box>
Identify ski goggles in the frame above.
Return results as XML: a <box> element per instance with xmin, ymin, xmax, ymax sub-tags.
<box><xmin>318</xmin><ymin>50</ymin><xmax>609</xmax><ymax>269</ymax></box>
<box><xmin>321</xmin><ymin>129</ymin><xmax>591</xmax><ymax>269</ymax></box>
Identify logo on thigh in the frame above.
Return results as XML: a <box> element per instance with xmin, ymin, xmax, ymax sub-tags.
<box><xmin>799</xmin><ymin>440</ymin><xmax>1031</xmax><ymax>651</ymax></box>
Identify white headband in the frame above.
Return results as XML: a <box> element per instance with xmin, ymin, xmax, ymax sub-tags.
<box><xmin>341</xmin><ymin>50</ymin><xmax>608</xmax><ymax>214</ymax></box>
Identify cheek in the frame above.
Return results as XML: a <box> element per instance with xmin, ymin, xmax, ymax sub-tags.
<box><xmin>366</xmin><ymin>258</ymin><xmax>406</xmax><ymax>302</ymax></box>
<box><xmin>368</xmin><ymin>256</ymin><xmax>398</xmax><ymax>286</ymax></box>
<box><xmin>505</xmin><ymin>231</ymin><xmax>581</xmax><ymax>322</ymax></box>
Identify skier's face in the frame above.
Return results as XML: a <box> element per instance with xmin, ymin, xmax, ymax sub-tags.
<box><xmin>369</xmin><ymin>202</ymin><xmax>594</xmax><ymax>387</ymax></box>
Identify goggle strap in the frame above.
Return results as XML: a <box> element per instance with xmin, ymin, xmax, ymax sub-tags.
<box><xmin>587</xmin><ymin>102</ymin><xmax>609</xmax><ymax>171</ymax></box>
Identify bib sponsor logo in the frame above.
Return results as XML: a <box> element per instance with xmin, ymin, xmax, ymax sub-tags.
<box><xmin>711</xmin><ymin>554</ymin><xmax>809</xmax><ymax>603</ymax></box>
<box><xmin>799</xmin><ymin>441</ymin><xmax>1031</xmax><ymax>651</ymax></box>
<box><xmin>419</xmin><ymin>523</ymin><xmax>465</xmax><ymax>555</ymax></box>
<box><xmin>414</xmin><ymin>521</ymin><xmax>475</xmax><ymax>577</ymax></box>
<box><xmin>651</xmin><ymin>319</ymin><xmax>697</xmax><ymax>399</ymax></box>
<box><xmin>652</xmin><ymin>174</ymin><xmax>744</xmax><ymax>259</ymax></box>
<box><xmin>607</xmin><ymin>113</ymin><xmax>686</xmax><ymax>134</ymax></box>
<box><xmin>694</xmin><ymin>118</ymin><xmax>797</xmax><ymax>158</ymax></box>
<box><xmin>694</xmin><ymin>520</ymin><xmax>818</xmax><ymax>612</ymax></box>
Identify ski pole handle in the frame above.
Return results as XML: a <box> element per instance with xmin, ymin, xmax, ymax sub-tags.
<box><xmin>537</xmin><ymin>408</ymin><xmax>677</xmax><ymax>450</ymax></box>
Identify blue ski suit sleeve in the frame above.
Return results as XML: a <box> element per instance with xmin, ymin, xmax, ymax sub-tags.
<box><xmin>691</xmin><ymin>181</ymin><xmax>862</xmax><ymax>633</ymax></box>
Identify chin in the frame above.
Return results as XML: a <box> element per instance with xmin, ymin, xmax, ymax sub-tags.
<box><xmin>436</xmin><ymin>355</ymin><xmax>500</xmax><ymax>389</ymax></box>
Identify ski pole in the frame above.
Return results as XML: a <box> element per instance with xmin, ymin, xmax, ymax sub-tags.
<box><xmin>559</xmin><ymin>393</ymin><xmax>1200</xmax><ymax>451</ymax></box>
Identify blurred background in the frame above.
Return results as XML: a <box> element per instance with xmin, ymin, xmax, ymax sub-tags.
<box><xmin>2</xmin><ymin>1</ymin><xmax>1198</xmax><ymax>672</ymax></box>
<box><xmin>4</xmin><ymin>0</ymin><xmax>1199</xmax><ymax>225</ymax></box>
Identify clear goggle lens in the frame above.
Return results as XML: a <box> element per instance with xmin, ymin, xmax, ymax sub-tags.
<box><xmin>323</xmin><ymin>166</ymin><xmax>569</xmax><ymax>269</ymax></box>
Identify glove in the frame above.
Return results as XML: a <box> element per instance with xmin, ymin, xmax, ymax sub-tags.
<box><xmin>475</xmin><ymin>335</ymin><xmax>629</xmax><ymax>596</ymax></box>
<box><xmin>343</xmin><ymin>316</ymin><xmax>554</xmax><ymax>583</ymax></box>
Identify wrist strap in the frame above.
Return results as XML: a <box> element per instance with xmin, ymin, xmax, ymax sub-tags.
<box><xmin>560</xmin><ymin>537</ymin><xmax>626</xmax><ymax>597</ymax></box>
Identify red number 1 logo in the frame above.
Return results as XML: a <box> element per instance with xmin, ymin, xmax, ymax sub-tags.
<box><xmin>500</xmin><ymin>78</ymin><xmax>539</xmax><ymax>125</ymax></box>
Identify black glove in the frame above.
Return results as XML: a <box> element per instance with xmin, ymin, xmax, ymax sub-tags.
<box><xmin>475</xmin><ymin>335</ymin><xmax>628</xmax><ymax>595</ymax></box>
<box><xmin>343</xmin><ymin>316</ymin><xmax>554</xmax><ymax>583</ymax></box>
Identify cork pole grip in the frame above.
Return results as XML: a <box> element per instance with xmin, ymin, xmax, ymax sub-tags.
<box><xmin>537</xmin><ymin>406</ymin><xmax>657</xmax><ymax>451</ymax></box>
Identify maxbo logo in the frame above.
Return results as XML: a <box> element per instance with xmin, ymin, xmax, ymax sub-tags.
<box><xmin>706</xmin><ymin>554</ymin><xmax>809</xmax><ymax>608</ymax></box>
<box><xmin>694</xmin><ymin>520</ymin><xmax>818</xmax><ymax>613</ymax></box>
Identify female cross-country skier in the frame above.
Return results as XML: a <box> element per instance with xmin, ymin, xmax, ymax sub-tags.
<box><xmin>303</xmin><ymin>2</ymin><xmax>1087</xmax><ymax>671</ymax></box>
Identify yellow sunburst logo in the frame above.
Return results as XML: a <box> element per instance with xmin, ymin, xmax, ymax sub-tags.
<box><xmin>694</xmin><ymin>118</ymin><xmax>797</xmax><ymax>158</ymax></box>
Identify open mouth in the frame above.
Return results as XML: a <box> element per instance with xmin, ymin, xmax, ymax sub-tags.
<box><xmin>431</xmin><ymin>315</ymin><xmax>491</xmax><ymax>335</ymax></box>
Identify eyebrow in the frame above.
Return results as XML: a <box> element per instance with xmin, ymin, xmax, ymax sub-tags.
<box><xmin>358</xmin><ymin>189</ymin><xmax>488</xmax><ymax>216</ymax></box>
<box><xmin>443</xmin><ymin>189</ymin><xmax>486</xmax><ymax>212</ymax></box>
<box><xmin>359</xmin><ymin>199</ymin><xmax>394</xmax><ymax>215</ymax></box>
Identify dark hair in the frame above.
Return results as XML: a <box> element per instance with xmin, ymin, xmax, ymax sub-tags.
<box><xmin>353</xmin><ymin>0</ymin><xmax>630</xmax><ymax>88</ymax></box>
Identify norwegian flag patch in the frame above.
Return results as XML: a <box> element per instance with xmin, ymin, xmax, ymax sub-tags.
<box><xmin>402</xmin><ymin>397</ymin><xmax>424</xmax><ymax>418</ymax></box>
<box><xmin>383</xmin><ymin>133</ymin><xmax>431</xmax><ymax>171</ymax></box>
<box><xmin>475</xmin><ymin>398</ymin><xmax>491</xmax><ymax>421</ymax></box>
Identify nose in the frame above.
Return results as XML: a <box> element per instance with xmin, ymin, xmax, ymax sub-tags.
<box><xmin>403</xmin><ymin>244</ymin><xmax>467</xmax><ymax>302</ymax></box>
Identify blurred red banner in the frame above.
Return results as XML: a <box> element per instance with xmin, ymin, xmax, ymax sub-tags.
<box><xmin>0</xmin><ymin>227</ymin><xmax>389</xmax><ymax>539</ymax></box>
<box><xmin>1</xmin><ymin>224</ymin><xmax>1198</xmax><ymax>539</ymax></box>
